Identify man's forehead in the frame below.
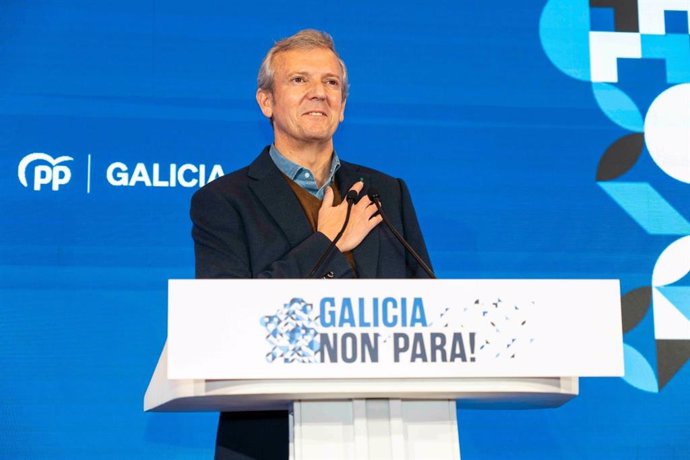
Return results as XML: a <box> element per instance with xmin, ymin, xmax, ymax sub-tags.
<box><xmin>273</xmin><ymin>48</ymin><xmax>343</xmax><ymax>76</ymax></box>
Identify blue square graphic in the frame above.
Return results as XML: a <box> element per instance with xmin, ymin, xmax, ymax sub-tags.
<box><xmin>591</xmin><ymin>7</ymin><xmax>616</xmax><ymax>32</ymax></box>
<box><xmin>665</xmin><ymin>10</ymin><xmax>689</xmax><ymax>34</ymax></box>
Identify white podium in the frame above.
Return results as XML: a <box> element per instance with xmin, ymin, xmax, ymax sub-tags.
<box><xmin>145</xmin><ymin>279</ymin><xmax>623</xmax><ymax>459</ymax></box>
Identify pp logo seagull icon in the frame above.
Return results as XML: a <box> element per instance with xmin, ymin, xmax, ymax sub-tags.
<box><xmin>18</xmin><ymin>152</ymin><xmax>74</xmax><ymax>191</ymax></box>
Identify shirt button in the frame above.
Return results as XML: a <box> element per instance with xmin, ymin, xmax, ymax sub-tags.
<box><xmin>323</xmin><ymin>271</ymin><xmax>335</xmax><ymax>279</ymax></box>
<box><xmin>304</xmin><ymin>172</ymin><xmax>311</xmax><ymax>178</ymax></box>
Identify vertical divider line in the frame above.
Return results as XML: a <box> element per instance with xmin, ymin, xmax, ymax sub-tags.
<box><xmin>87</xmin><ymin>153</ymin><xmax>92</xmax><ymax>194</ymax></box>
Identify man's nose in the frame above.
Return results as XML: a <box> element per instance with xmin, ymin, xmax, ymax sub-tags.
<box><xmin>307</xmin><ymin>81</ymin><xmax>327</xmax><ymax>99</ymax></box>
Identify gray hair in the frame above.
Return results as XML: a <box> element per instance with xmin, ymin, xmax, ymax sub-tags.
<box><xmin>257</xmin><ymin>29</ymin><xmax>349</xmax><ymax>100</ymax></box>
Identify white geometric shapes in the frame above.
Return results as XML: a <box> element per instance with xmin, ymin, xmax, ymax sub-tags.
<box><xmin>638</xmin><ymin>0</ymin><xmax>690</xmax><ymax>35</ymax></box>
<box><xmin>644</xmin><ymin>83</ymin><xmax>690</xmax><ymax>183</ymax></box>
<box><xmin>589</xmin><ymin>32</ymin><xmax>642</xmax><ymax>82</ymax></box>
<box><xmin>652</xmin><ymin>235</ymin><xmax>690</xmax><ymax>286</ymax></box>
<box><xmin>653</xmin><ymin>288</ymin><xmax>690</xmax><ymax>339</ymax></box>
<box><xmin>653</xmin><ymin>236</ymin><xmax>690</xmax><ymax>339</ymax></box>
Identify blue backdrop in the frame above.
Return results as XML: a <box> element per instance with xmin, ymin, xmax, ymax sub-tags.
<box><xmin>2</xmin><ymin>1</ymin><xmax>689</xmax><ymax>458</ymax></box>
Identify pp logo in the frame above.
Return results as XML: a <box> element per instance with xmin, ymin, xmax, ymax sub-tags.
<box><xmin>18</xmin><ymin>152</ymin><xmax>74</xmax><ymax>191</ymax></box>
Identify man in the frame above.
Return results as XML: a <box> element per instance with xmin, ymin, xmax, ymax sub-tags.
<box><xmin>191</xmin><ymin>29</ymin><xmax>432</xmax><ymax>460</ymax></box>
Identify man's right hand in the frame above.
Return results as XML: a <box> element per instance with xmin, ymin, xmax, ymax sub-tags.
<box><xmin>317</xmin><ymin>181</ymin><xmax>383</xmax><ymax>252</ymax></box>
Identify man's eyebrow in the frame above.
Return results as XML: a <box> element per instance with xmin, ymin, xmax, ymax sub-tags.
<box><xmin>287</xmin><ymin>70</ymin><xmax>341</xmax><ymax>79</ymax></box>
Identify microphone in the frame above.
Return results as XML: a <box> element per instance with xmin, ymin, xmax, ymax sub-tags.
<box><xmin>308</xmin><ymin>189</ymin><xmax>359</xmax><ymax>278</ymax></box>
<box><xmin>367</xmin><ymin>187</ymin><xmax>436</xmax><ymax>278</ymax></box>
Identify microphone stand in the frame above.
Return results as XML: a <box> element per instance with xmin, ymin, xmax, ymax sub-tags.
<box><xmin>308</xmin><ymin>191</ymin><xmax>358</xmax><ymax>278</ymax></box>
<box><xmin>368</xmin><ymin>190</ymin><xmax>436</xmax><ymax>279</ymax></box>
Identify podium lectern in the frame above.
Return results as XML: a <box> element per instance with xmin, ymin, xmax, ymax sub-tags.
<box><xmin>145</xmin><ymin>279</ymin><xmax>623</xmax><ymax>459</ymax></box>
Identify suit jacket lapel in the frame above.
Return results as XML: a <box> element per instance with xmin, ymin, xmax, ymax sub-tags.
<box><xmin>247</xmin><ymin>148</ymin><xmax>314</xmax><ymax>249</ymax></box>
<box><xmin>336</xmin><ymin>162</ymin><xmax>381</xmax><ymax>278</ymax></box>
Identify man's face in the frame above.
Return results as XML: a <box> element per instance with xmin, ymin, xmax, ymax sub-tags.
<box><xmin>257</xmin><ymin>47</ymin><xmax>346</xmax><ymax>150</ymax></box>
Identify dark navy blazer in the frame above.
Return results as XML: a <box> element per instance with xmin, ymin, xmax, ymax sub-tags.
<box><xmin>191</xmin><ymin>146</ymin><xmax>432</xmax><ymax>280</ymax></box>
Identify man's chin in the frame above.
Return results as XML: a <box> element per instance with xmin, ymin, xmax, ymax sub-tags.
<box><xmin>300</xmin><ymin>128</ymin><xmax>338</xmax><ymax>143</ymax></box>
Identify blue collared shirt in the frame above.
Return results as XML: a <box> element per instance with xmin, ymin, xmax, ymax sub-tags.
<box><xmin>269</xmin><ymin>144</ymin><xmax>341</xmax><ymax>200</ymax></box>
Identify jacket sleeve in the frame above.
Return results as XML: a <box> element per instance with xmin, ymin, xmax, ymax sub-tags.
<box><xmin>190</xmin><ymin>185</ymin><xmax>355</xmax><ymax>279</ymax></box>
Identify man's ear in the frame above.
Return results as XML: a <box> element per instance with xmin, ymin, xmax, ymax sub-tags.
<box><xmin>339</xmin><ymin>97</ymin><xmax>347</xmax><ymax>122</ymax></box>
<box><xmin>256</xmin><ymin>89</ymin><xmax>273</xmax><ymax>118</ymax></box>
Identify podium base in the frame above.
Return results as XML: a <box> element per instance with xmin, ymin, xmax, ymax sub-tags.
<box><xmin>291</xmin><ymin>399</ymin><xmax>460</xmax><ymax>460</ymax></box>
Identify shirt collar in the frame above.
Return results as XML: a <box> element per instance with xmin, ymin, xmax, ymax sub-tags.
<box><xmin>269</xmin><ymin>144</ymin><xmax>341</xmax><ymax>199</ymax></box>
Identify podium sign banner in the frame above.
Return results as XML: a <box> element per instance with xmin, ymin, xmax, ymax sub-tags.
<box><xmin>167</xmin><ymin>279</ymin><xmax>623</xmax><ymax>379</ymax></box>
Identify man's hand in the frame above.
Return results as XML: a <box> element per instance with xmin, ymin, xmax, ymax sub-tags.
<box><xmin>317</xmin><ymin>181</ymin><xmax>383</xmax><ymax>252</ymax></box>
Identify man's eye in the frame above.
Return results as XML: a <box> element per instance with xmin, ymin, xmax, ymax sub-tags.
<box><xmin>326</xmin><ymin>79</ymin><xmax>340</xmax><ymax>87</ymax></box>
<box><xmin>291</xmin><ymin>76</ymin><xmax>305</xmax><ymax>83</ymax></box>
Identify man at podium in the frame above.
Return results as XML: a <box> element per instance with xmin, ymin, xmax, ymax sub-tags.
<box><xmin>191</xmin><ymin>29</ymin><xmax>433</xmax><ymax>460</ymax></box>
